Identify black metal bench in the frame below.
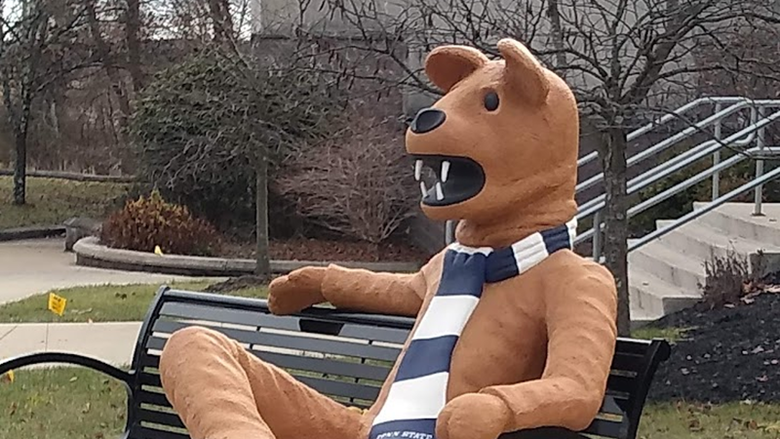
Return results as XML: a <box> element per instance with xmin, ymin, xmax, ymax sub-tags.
<box><xmin>0</xmin><ymin>286</ymin><xmax>671</xmax><ymax>439</ymax></box>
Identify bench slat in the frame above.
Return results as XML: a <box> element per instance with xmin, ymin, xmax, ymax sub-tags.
<box><xmin>131</xmin><ymin>425</ymin><xmax>189</xmax><ymax>439</ymax></box>
<box><xmin>138</xmin><ymin>389</ymin><xmax>173</xmax><ymax>408</ymax></box>
<box><xmin>584</xmin><ymin>418</ymin><xmax>627</xmax><ymax>438</ymax></box>
<box><xmin>606</xmin><ymin>374</ymin><xmax>636</xmax><ymax>394</ymax></box>
<box><xmin>139</xmin><ymin>348</ymin><xmax>393</xmax><ymax>382</ymax></box>
<box><xmin>157</xmin><ymin>303</ymin><xmax>410</xmax><ymax>344</ymax></box>
<box><xmin>599</xmin><ymin>395</ymin><xmax>628</xmax><ymax>416</ymax></box>
<box><xmin>138</xmin><ymin>364</ymin><xmax>381</xmax><ymax>403</ymax></box>
<box><xmin>294</xmin><ymin>375</ymin><xmax>382</xmax><ymax>401</ymax></box>
<box><xmin>137</xmin><ymin>407</ymin><xmax>186</xmax><ymax>429</ymax></box>
<box><xmin>147</xmin><ymin>323</ymin><xmax>402</xmax><ymax>362</ymax></box>
<box><xmin>610</xmin><ymin>352</ymin><xmax>646</xmax><ymax>373</ymax></box>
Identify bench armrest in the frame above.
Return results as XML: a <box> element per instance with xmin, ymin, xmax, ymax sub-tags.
<box><xmin>0</xmin><ymin>352</ymin><xmax>133</xmax><ymax>386</ymax></box>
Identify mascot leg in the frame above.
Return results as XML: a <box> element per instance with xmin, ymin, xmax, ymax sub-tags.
<box><xmin>159</xmin><ymin>326</ymin><xmax>364</xmax><ymax>439</ymax></box>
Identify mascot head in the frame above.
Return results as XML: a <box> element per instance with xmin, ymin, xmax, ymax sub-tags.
<box><xmin>406</xmin><ymin>38</ymin><xmax>580</xmax><ymax>247</ymax></box>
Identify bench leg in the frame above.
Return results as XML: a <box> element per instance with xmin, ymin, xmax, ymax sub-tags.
<box><xmin>160</xmin><ymin>326</ymin><xmax>365</xmax><ymax>439</ymax></box>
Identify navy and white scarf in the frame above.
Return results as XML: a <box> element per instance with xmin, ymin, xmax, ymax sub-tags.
<box><xmin>368</xmin><ymin>218</ymin><xmax>578</xmax><ymax>439</ymax></box>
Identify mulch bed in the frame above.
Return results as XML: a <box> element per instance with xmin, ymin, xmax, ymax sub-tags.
<box><xmin>647</xmin><ymin>291</ymin><xmax>780</xmax><ymax>403</ymax></box>
<box><xmin>218</xmin><ymin>238</ymin><xmax>434</xmax><ymax>264</ymax></box>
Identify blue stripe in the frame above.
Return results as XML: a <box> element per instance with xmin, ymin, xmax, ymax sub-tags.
<box><xmin>369</xmin><ymin>418</ymin><xmax>436</xmax><ymax>439</ymax></box>
<box><xmin>540</xmin><ymin>225</ymin><xmax>572</xmax><ymax>254</ymax></box>
<box><xmin>394</xmin><ymin>335</ymin><xmax>458</xmax><ymax>381</ymax></box>
<box><xmin>485</xmin><ymin>247</ymin><xmax>519</xmax><ymax>283</ymax></box>
<box><xmin>435</xmin><ymin>250</ymin><xmax>487</xmax><ymax>297</ymax></box>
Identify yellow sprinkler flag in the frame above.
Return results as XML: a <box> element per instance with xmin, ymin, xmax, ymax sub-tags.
<box><xmin>3</xmin><ymin>369</ymin><xmax>14</xmax><ymax>383</ymax></box>
<box><xmin>154</xmin><ymin>245</ymin><xmax>164</xmax><ymax>256</ymax></box>
<box><xmin>47</xmin><ymin>292</ymin><xmax>67</xmax><ymax>316</ymax></box>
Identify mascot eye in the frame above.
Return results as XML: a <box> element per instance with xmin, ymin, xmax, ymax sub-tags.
<box><xmin>484</xmin><ymin>91</ymin><xmax>500</xmax><ymax>111</ymax></box>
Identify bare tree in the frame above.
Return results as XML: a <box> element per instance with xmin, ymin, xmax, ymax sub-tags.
<box><xmin>0</xmin><ymin>0</ymin><xmax>93</xmax><ymax>204</ymax></box>
<box><xmin>315</xmin><ymin>0</ymin><xmax>780</xmax><ymax>335</ymax></box>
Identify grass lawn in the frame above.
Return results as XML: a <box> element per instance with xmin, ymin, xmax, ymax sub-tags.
<box><xmin>0</xmin><ymin>176</ymin><xmax>130</xmax><ymax>229</ymax></box>
<box><xmin>0</xmin><ymin>282</ymin><xmax>268</xmax><ymax>323</ymax></box>
<box><xmin>1</xmin><ymin>368</ymin><xmax>778</xmax><ymax>439</ymax></box>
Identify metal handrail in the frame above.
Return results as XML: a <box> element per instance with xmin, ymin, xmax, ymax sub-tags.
<box><xmin>579</xmin><ymin>146</ymin><xmax>780</xmax><ymax>246</ymax></box>
<box><xmin>576</xmin><ymin>100</ymin><xmax>753</xmax><ymax>193</ymax></box>
<box><xmin>576</xmin><ymin>109</ymin><xmax>780</xmax><ymax>221</ymax></box>
<box><xmin>628</xmin><ymin>164</ymin><xmax>780</xmax><ymax>253</ymax></box>
<box><xmin>577</xmin><ymin>97</ymin><xmax>749</xmax><ymax>169</ymax></box>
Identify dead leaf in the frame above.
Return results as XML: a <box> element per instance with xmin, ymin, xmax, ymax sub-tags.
<box><xmin>752</xmin><ymin>346</ymin><xmax>766</xmax><ymax>354</ymax></box>
<box><xmin>757</xmin><ymin>375</ymin><xmax>769</xmax><ymax>382</ymax></box>
<box><xmin>94</xmin><ymin>433</ymin><xmax>105</xmax><ymax>439</ymax></box>
<box><xmin>689</xmin><ymin>418</ymin><xmax>702</xmax><ymax>432</ymax></box>
<box><xmin>69</xmin><ymin>376</ymin><xmax>78</xmax><ymax>382</ymax></box>
<box><xmin>746</xmin><ymin>419</ymin><xmax>759</xmax><ymax>430</ymax></box>
<box><xmin>82</xmin><ymin>402</ymin><xmax>91</xmax><ymax>413</ymax></box>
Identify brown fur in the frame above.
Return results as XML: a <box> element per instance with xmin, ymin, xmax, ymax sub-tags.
<box><xmin>159</xmin><ymin>38</ymin><xmax>618</xmax><ymax>439</ymax></box>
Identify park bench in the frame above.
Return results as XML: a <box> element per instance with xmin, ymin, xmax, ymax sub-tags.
<box><xmin>0</xmin><ymin>286</ymin><xmax>671</xmax><ymax>439</ymax></box>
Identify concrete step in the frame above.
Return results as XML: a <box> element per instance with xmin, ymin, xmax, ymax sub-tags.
<box><xmin>693</xmin><ymin>202</ymin><xmax>780</xmax><ymax>246</ymax></box>
<box><xmin>628</xmin><ymin>239</ymin><xmax>705</xmax><ymax>293</ymax></box>
<box><xmin>655</xmin><ymin>219</ymin><xmax>780</xmax><ymax>263</ymax></box>
<box><xmin>628</xmin><ymin>266</ymin><xmax>701</xmax><ymax>321</ymax></box>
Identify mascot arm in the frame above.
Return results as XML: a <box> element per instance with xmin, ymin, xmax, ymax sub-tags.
<box><xmin>321</xmin><ymin>264</ymin><xmax>427</xmax><ymax>316</ymax></box>
<box><xmin>479</xmin><ymin>263</ymin><xmax>618</xmax><ymax>433</ymax></box>
<box><xmin>268</xmin><ymin>264</ymin><xmax>427</xmax><ymax>317</ymax></box>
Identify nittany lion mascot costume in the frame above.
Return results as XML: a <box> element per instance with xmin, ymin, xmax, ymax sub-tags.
<box><xmin>159</xmin><ymin>38</ymin><xmax>618</xmax><ymax>439</ymax></box>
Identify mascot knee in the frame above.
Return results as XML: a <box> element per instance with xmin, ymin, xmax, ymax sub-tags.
<box><xmin>160</xmin><ymin>326</ymin><xmax>219</xmax><ymax>377</ymax></box>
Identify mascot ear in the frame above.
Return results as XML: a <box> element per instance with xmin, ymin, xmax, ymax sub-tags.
<box><xmin>497</xmin><ymin>38</ymin><xmax>550</xmax><ymax>106</ymax></box>
<box><xmin>425</xmin><ymin>45</ymin><xmax>489</xmax><ymax>93</ymax></box>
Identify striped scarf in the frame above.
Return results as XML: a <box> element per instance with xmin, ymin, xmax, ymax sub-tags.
<box><xmin>369</xmin><ymin>218</ymin><xmax>578</xmax><ymax>439</ymax></box>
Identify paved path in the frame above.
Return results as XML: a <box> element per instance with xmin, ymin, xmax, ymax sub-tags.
<box><xmin>0</xmin><ymin>237</ymin><xmax>205</xmax><ymax>305</ymax></box>
<box><xmin>0</xmin><ymin>238</ymin><xmax>214</xmax><ymax>366</ymax></box>
<box><xmin>0</xmin><ymin>322</ymin><xmax>141</xmax><ymax>367</ymax></box>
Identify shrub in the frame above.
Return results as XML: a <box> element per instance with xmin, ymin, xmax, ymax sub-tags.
<box><xmin>699</xmin><ymin>248</ymin><xmax>765</xmax><ymax>310</ymax></box>
<box><xmin>101</xmin><ymin>190</ymin><xmax>222</xmax><ymax>256</ymax></box>
<box><xmin>128</xmin><ymin>45</ymin><xmax>341</xmax><ymax>233</ymax></box>
<box><xmin>274</xmin><ymin>115</ymin><xmax>417</xmax><ymax>246</ymax></box>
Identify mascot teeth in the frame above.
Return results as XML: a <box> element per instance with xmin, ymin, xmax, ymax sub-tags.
<box><xmin>415</xmin><ymin>160</ymin><xmax>423</xmax><ymax>181</ymax></box>
<box><xmin>435</xmin><ymin>182</ymin><xmax>445</xmax><ymax>200</ymax></box>
<box><xmin>441</xmin><ymin>161</ymin><xmax>450</xmax><ymax>182</ymax></box>
<box><xmin>420</xmin><ymin>181</ymin><xmax>428</xmax><ymax>197</ymax></box>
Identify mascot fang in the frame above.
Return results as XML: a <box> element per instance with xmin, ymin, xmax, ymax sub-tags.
<box><xmin>159</xmin><ymin>38</ymin><xmax>618</xmax><ymax>439</ymax></box>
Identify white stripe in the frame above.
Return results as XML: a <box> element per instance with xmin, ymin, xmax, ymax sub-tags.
<box><xmin>511</xmin><ymin>232</ymin><xmax>548</xmax><ymax>273</ymax></box>
<box><xmin>446</xmin><ymin>242</ymin><xmax>493</xmax><ymax>256</ymax></box>
<box><xmin>371</xmin><ymin>372</ymin><xmax>449</xmax><ymax>425</ymax></box>
<box><xmin>411</xmin><ymin>295</ymin><xmax>479</xmax><ymax>340</ymax></box>
<box><xmin>566</xmin><ymin>217</ymin><xmax>578</xmax><ymax>240</ymax></box>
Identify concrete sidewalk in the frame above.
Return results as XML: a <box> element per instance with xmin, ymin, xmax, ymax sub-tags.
<box><xmin>0</xmin><ymin>238</ymin><xmax>208</xmax><ymax>305</ymax></box>
<box><xmin>0</xmin><ymin>322</ymin><xmax>142</xmax><ymax>366</ymax></box>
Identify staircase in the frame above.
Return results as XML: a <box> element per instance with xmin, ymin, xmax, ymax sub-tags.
<box><xmin>572</xmin><ymin>96</ymin><xmax>780</xmax><ymax>324</ymax></box>
<box><xmin>627</xmin><ymin>202</ymin><xmax>780</xmax><ymax>323</ymax></box>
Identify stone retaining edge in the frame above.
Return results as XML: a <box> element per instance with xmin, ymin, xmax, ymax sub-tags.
<box><xmin>0</xmin><ymin>225</ymin><xmax>66</xmax><ymax>242</ymax></box>
<box><xmin>73</xmin><ymin>237</ymin><xmax>421</xmax><ymax>276</ymax></box>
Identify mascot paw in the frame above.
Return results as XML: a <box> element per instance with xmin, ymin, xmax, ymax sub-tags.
<box><xmin>436</xmin><ymin>393</ymin><xmax>511</xmax><ymax>439</ymax></box>
<box><xmin>268</xmin><ymin>266</ymin><xmax>328</xmax><ymax>315</ymax></box>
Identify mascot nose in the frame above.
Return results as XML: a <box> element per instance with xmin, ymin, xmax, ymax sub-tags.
<box><xmin>410</xmin><ymin>108</ymin><xmax>446</xmax><ymax>134</ymax></box>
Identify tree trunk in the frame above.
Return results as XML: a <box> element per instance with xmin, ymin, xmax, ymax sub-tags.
<box><xmin>86</xmin><ymin>0</ymin><xmax>132</xmax><ymax>132</ymax></box>
<box><xmin>255</xmin><ymin>150</ymin><xmax>271</xmax><ymax>275</ymax></box>
<box><xmin>598</xmin><ymin>127</ymin><xmax>631</xmax><ymax>336</ymax></box>
<box><xmin>13</xmin><ymin>132</ymin><xmax>27</xmax><ymax>205</ymax></box>
<box><xmin>125</xmin><ymin>0</ymin><xmax>144</xmax><ymax>92</ymax></box>
<box><xmin>208</xmin><ymin>0</ymin><xmax>234</xmax><ymax>42</ymax></box>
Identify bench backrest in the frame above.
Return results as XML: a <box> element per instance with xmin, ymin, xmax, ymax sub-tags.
<box><xmin>126</xmin><ymin>288</ymin><xmax>670</xmax><ymax>439</ymax></box>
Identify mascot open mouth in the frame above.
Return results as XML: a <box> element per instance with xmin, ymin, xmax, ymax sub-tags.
<box><xmin>412</xmin><ymin>154</ymin><xmax>486</xmax><ymax>206</ymax></box>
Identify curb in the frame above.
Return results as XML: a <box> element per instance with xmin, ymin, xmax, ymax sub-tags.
<box><xmin>0</xmin><ymin>225</ymin><xmax>65</xmax><ymax>242</ymax></box>
<box><xmin>73</xmin><ymin>237</ymin><xmax>421</xmax><ymax>276</ymax></box>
